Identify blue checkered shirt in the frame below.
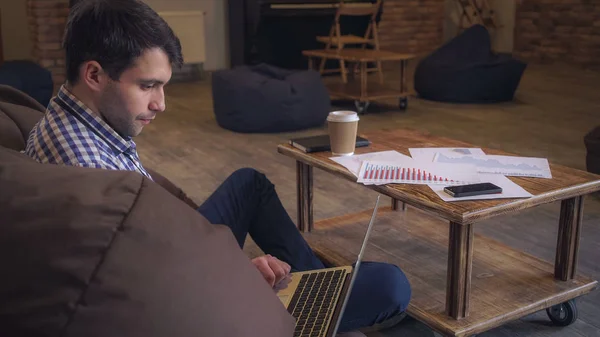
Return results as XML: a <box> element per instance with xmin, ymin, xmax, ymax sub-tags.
<box><xmin>24</xmin><ymin>85</ymin><xmax>153</xmax><ymax>180</ymax></box>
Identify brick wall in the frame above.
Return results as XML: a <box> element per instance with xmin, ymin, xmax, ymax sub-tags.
<box><xmin>514</xmin><ymin>0</ymin><xmax>600</xmax><ymax>67</ymax></box>
<box><xmin>378</xmin><ymin>0</ymin><xmax>446</xmax><ymax>55</ymax></box>
<box><xmin>26</xmin><ymin>0</ymin><xmax>69</xmax><ymax>86</ymax></box>
<box><xmin>25</xmin><ymin>0</ymin><xmax>447</xmax><ymax>83</ymax></box>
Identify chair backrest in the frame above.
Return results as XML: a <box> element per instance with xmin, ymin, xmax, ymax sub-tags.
<box><xmin>335</xmin><ymin>0</ymin><xmax>381</xmax><ymax>20</ymax></box>
<box><xmin>455</xmin><ymin>0</ymin><xmax>497</xmax><ymax>31</ymax></box>
<box><xmin>330</xmin><ymin>0</ymin><xmax>382</xmax><ymax>48</ymax></box>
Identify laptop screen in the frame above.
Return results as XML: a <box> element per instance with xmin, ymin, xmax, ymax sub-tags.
<box><xmin>329</xmin><ymin>194</ymin><xmax>381</xmax><ymax>335</ymax></box>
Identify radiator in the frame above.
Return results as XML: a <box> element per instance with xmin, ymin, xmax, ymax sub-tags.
<box><xmin>157</xmin><ymin>11</ymin><xmax>206</xmax><ymax>64</ymax></box>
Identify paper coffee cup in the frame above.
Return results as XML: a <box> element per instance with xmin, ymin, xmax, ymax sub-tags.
<box><xmin>327</xmin><ymin>110</ymin><xmax>359</xmax><ymax>156</ymax></box>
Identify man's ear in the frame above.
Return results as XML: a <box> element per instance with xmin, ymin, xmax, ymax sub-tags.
<box><xmin>80</xmin><ymin>61</ymin><xmax>108</xmax><ymax>93</ymax></box>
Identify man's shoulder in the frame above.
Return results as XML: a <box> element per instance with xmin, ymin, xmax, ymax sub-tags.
<box><xmin>26</xmin><ymin>102</ymin><xmax>102</xmax><ymax>150</ymax></box>
<box><xmin>24</xmin><ymin>103</ymin><xmax>117</xmax><ymax>169</ymax></box>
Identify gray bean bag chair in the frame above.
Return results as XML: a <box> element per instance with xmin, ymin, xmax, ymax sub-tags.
<box><xmin>211</xmin><ymin>63</ymin><xmax>330</xmax><ymax>133</ymax></box>
<box><xmin>414</xmin><ymin>24</ymin><xmax>526</xmax><ymax>103</ymax></box>
<box><xmin>0</xmin><ymin>60</ymin><xmax>53</xmax><ymax>108</ymax></box>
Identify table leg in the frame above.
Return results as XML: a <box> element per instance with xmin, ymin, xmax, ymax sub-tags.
<box><xmin>296</xmin><ymin>161</ymin><xmax>314</xmax><ymax>232</ymax></box>
<box><xmin>391</xmin><ymin>198</ymin><xmax>407</xmax><ymax>212</ymax></box>
<box><xmin>349</xmin><ymin>62</ymin><xmax>356</xmax><ymax>80</ymax></box>
<box><xmin>446</xmin><ymin>222</ymin><xmax>474</xmax><ymax>319</ymax></box>
<box><xmin>308</xmin><ymin>57</ymin><xmax>314</xmax><ymax>71</ymax></box>
<box><xmin>360</xmin><ymin>61</ymin><xmax>367</xmax><ymax>101</ymax></box>
<box><xmin>555</xmin><ymin>196</ymin><xmax>584</xmax><ymax>281</ymax></box>
<box><xmin>400</xmin><ymin>59</ymin><xmax>407</xmax><ymax>94</ymax></box>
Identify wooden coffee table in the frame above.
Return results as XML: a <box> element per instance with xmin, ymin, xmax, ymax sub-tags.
<box><xmin>277</xmin><ymin>128</ymin><xmax>600</xmax><ymax>337</ymax></box>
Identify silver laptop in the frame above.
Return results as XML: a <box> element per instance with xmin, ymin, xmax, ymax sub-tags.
<box><xmin>276</xmin><ymin>195</ymin><xmax>381</xmax><ymax>337</ymax></box>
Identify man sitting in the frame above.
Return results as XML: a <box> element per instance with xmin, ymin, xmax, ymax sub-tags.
<box><xmin>24</xmin><ymin>0</ymin><xmax>411</xmax><ymax>334</ymax></box>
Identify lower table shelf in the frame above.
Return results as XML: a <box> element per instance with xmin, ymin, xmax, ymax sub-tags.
<box><xmin>325</xmin><ymin>81</ymin><xmax>412</xmax><ymax>101</ymax></box>
<box><xmin>301</xmin><ymin>206</ymin><xmax>597</xmax><ymax>337</ymax></box>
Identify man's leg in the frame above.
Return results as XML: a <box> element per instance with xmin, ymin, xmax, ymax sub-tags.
<box><xmin>197</xmin><ymin>168</ymin><xmax>325</xmax><ymax>271</ymax></box>
<box><xmin>197</xmin><ymin>168</ymin><xmax>411</xmax><ymax>332</ymax></box>
<box><xmin>337</xmin><ymin>262</ymin><xmax>411</xmax><ymax>333</ymax></box>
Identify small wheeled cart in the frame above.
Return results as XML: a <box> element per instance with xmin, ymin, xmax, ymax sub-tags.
<box><xmin>302</xmin><ymin>48</ymin><xmax>415</xmax><ymax>114</ymax></box>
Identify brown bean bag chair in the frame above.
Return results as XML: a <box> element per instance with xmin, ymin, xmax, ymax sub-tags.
<box><xmin>0</xmin><ymin>85</ymin><xmax>295</xmax><ymax>337</ymax></box>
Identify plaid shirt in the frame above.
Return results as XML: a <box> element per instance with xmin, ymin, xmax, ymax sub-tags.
<box><xmin>24</xmin><ymin>85</ymin><xmax>153</xmax><ymax>180</ymax></box>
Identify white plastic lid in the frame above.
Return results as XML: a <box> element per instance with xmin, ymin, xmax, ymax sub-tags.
<box><xmin>326</xmin><ymin>110</ymin><xmax>360</xmax><ymax>122</ymax></box>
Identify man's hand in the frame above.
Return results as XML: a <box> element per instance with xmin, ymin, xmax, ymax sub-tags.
<box><xmin>251</xmin><ymin>254</ymin><xmax>291</xmax><ymax>288</ymax></box>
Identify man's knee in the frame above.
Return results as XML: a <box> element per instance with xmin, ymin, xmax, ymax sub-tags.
<box><xmin>384</xmin><ymin>264</ymin><xmax>411</xmax><ymax>312</ymax></box>
<box><xmin>362</xmin><ymin>262</ymin><xmax>411</xmax><ymax>313</ymax></box>
<box><xmin>229</xmin><ymin>168</ymin><xmax>273</xmax><ymax>190</ymax></box>
<box><xmin>230</xmin><ymin>167</ymin><xmax>260</xmax><ymax>180</ymax></box>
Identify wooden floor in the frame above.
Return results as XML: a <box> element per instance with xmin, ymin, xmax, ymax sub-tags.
<box><xmin>135</xmin><ymin>63</ymin><xmax>600</xmax><ymax>337</ymax></box>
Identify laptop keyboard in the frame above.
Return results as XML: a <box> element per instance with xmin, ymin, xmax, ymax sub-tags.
<box><xmin>288</xmin><ymin>269</ymin><xmax>345</xmax><ymax>337</ymax></box>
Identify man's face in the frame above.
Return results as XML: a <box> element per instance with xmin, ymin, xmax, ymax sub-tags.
<box><xmin>98</xmin><ymin>47</ymin><xmax>172</xmax><ymax>138</ymax></box>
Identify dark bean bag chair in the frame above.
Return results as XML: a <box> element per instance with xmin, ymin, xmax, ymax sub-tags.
<box><xmin>0</xmin><ymin>60</ymin><xmax>53</xmax><ymax>108</ymax></box>
<box><xmin>585</xmin><ymin>126</ymin><xmax>600</xmax><ymax>175</ymax></box>
<box><xmin>211</xmin><ymin>63</ymin><xmax>330</xmax><ymax>133</ymax></box>
<box><xmin>414</xmin><ymin>24</ymin><xmax>527</xmax><ymax>103</ymax></box>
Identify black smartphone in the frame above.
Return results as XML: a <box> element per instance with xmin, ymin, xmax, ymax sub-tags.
<box><xmin>443</xmin><ymin>182</ymin><xmax>503</xmax><ymax>198</ymax></box>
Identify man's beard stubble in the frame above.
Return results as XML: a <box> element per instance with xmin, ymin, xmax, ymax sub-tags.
<box><xmin>98</xmin><ymin>83</ymin><xmax>141</xmax><ymax>138</ymax></box>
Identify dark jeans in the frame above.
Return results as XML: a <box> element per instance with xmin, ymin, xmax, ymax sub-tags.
<box><xmin>197</xmin><ymin>168</ymin><xmax>411</xmax><ymax>332</ymax></box>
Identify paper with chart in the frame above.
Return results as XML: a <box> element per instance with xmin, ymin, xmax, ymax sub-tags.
<box><xmin>409</xmin><ymin>147</ymin><xmax>486</xmax><ymax>162</ymax></box>
<box><xmin>357</xmin><ymin>160</ymin><xmax>480</xmax><ymax>186</ymax></box>
<box><xmin>432</xmin><ymin>152</ymin><xmax>552</xmax><ymax>178</ymax></box>
<box><xmin>429</xmin><ymin>173</ymin><xmax>533</xmax><ymax>202</ymax></box>
<box><xmin>329</xmin><ymin>150</ymin><xmax>413</xmax><ymax>178</ymax></box>
<box><xmin>329</xmin><ymin>147</ymin><xmax>535</xmax><ymax>201</ymax></box>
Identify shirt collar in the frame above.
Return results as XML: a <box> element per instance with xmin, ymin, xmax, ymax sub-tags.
<box><xmin>56</xmin><ymin>85</ymin><xmax>135</xmax><ymax>155</ymax></box>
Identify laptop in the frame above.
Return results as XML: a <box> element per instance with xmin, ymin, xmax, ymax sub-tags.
<box><xmin>276</xmin><ymin>195</ymin><xmax>381</xmax><ymax>337</ymax></box>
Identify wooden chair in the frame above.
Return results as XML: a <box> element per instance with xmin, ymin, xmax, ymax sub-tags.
<box><xmin>316</xmin><ymin>0</ymin><xmax>383</xmax><ymax>84</ymax></box>
<box><xmin>455</xmin><ymin>0</ymin><xmax>499</xmax><ymax>34</ymax></box>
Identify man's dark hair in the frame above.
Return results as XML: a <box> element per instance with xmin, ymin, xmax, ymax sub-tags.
<box><xmin>63</xmin><ymin>0</ymin><xmax>184</xmax><ymax>84</ymax></box>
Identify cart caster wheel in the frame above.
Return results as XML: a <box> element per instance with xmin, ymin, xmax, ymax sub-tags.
<box><xmin>546</xmin><ymin>300</ymin><xmax>578</xmax><ymax>326</ymax></box>
<box><xmin>399</xmin><ymin>97</ymin><xmax>408</xmax><ymax>110</ymax></box>
<box><xmin>354</xmin><ymin>100</ymin><xmax>370</xmax><ymax>114</ymax></box>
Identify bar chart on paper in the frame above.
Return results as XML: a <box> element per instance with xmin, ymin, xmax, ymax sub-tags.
<box><xmin>357</xmin><ymin>161</ymin><xmax>479</xmax><ymax>185</ymax></box>
<box><xmin>433</xmin><ymin>153</ymin><xmax>552</xmax><ymax>178</ymax></box>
